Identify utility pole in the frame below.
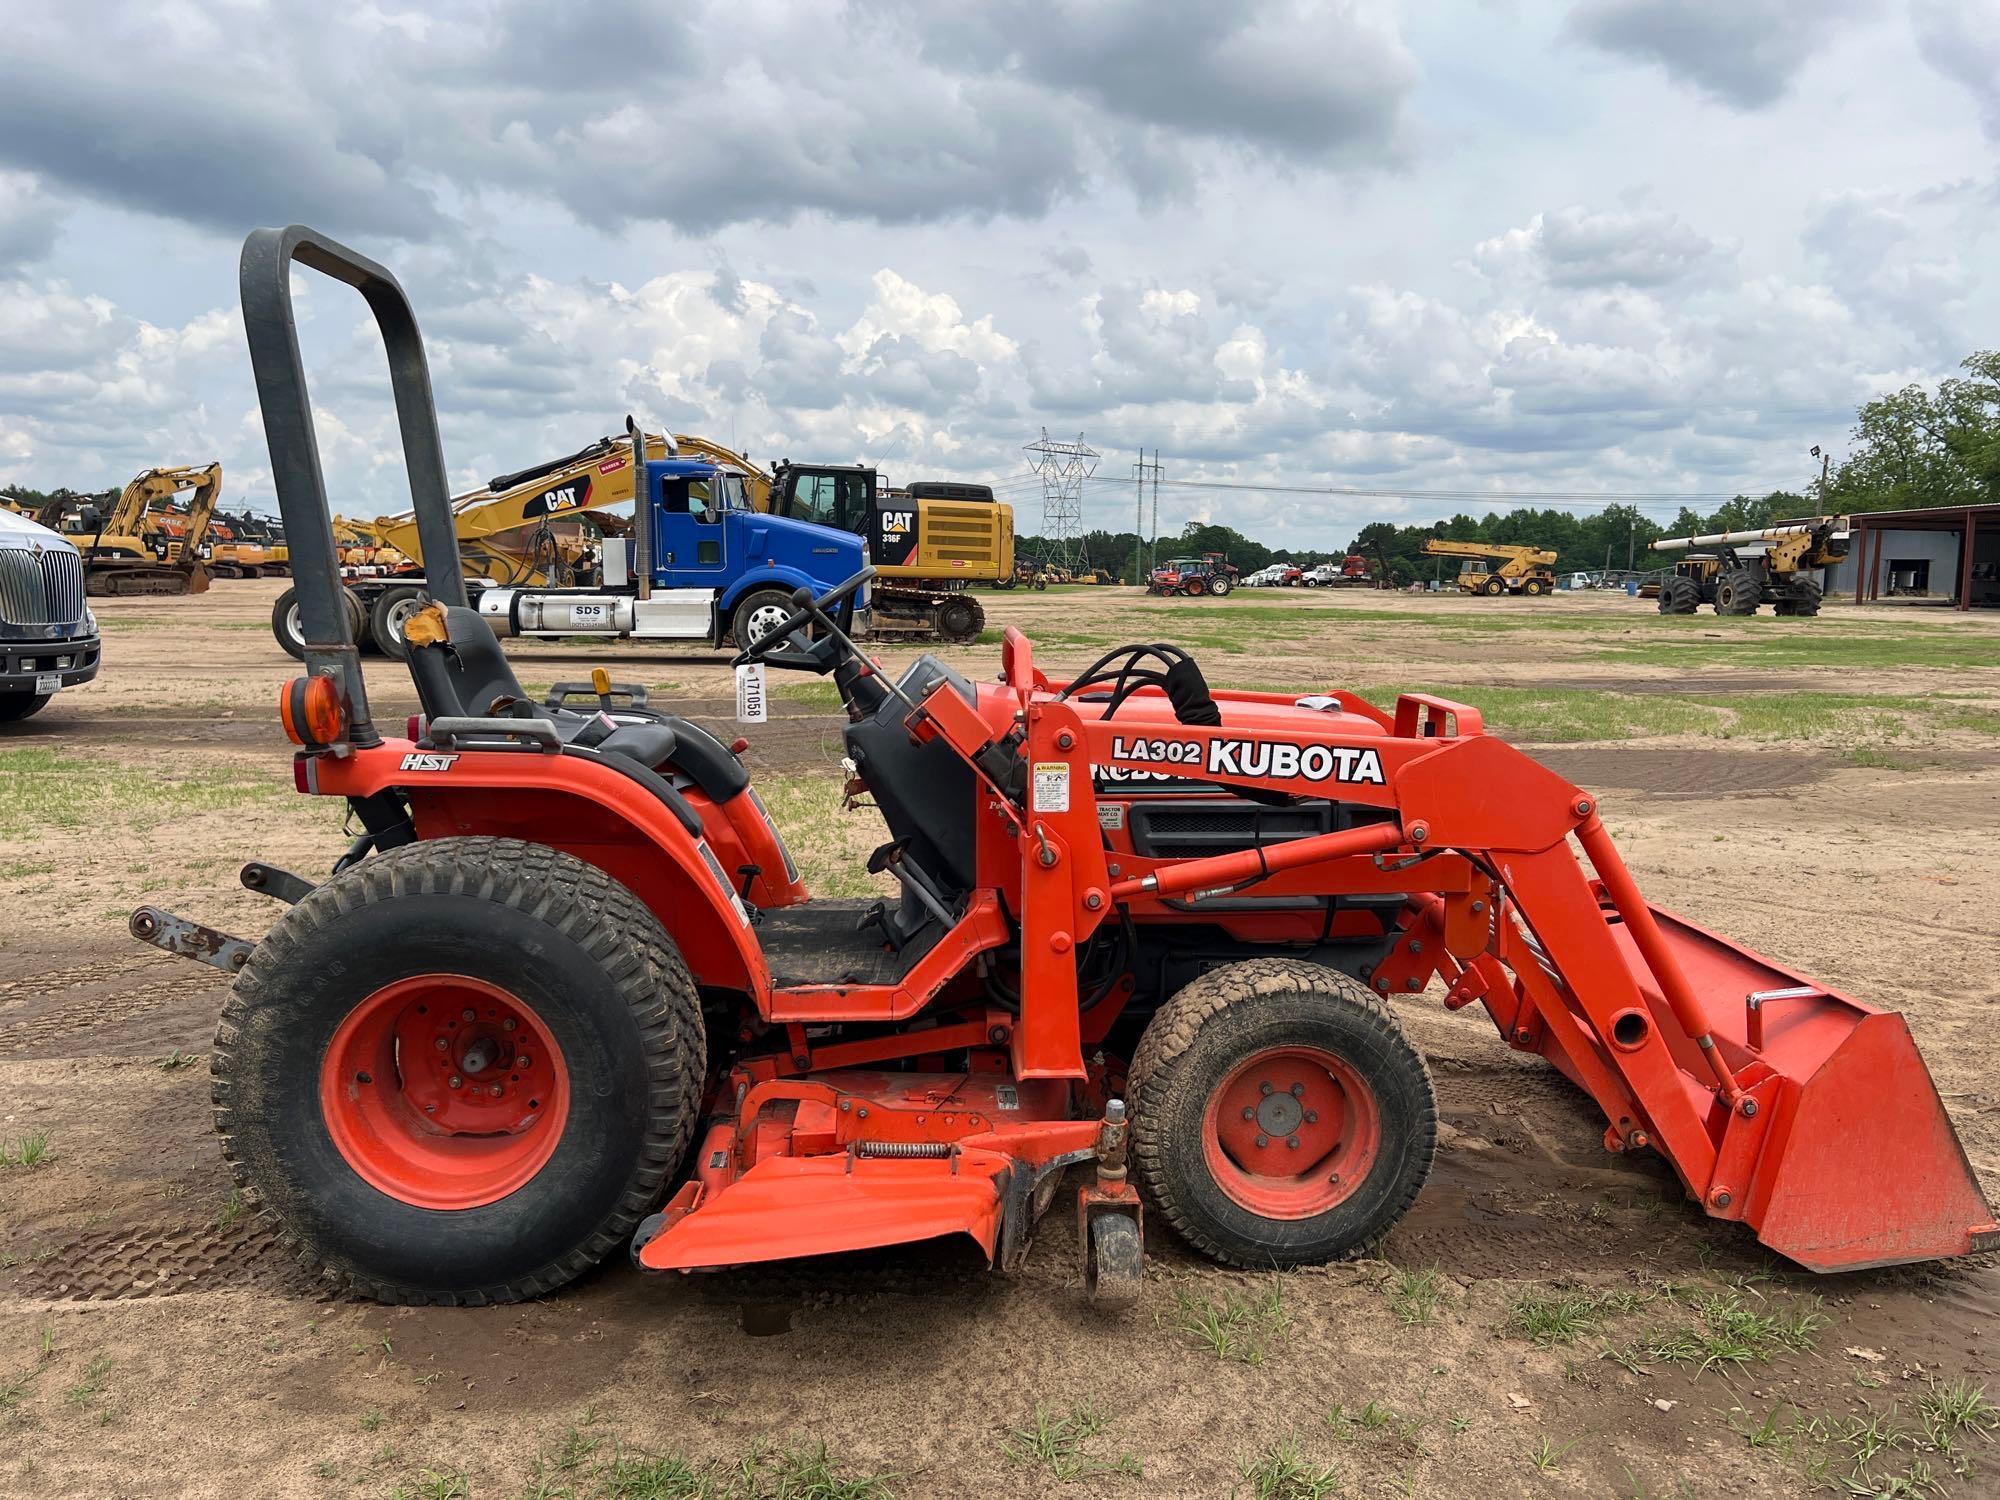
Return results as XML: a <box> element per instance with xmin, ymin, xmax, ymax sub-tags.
<box><xmin>1811</xmin><ymin>444</ymin><xmax>1830</xmax><ymax>508</ymax></box>
<box><xmin>1148</xmin><ymin>449</ymin><xmax>1162</xmax><ymax>576</ymax></box>
<box><xmin>1627</xmin><ymin>515</ymin><xmax>1635</xmax><ymax>572</ymax></box>
<box><xmin>1131</xmin><ymin>449</ymin><xmax>1163</xmax><ymax>582</ymax></box>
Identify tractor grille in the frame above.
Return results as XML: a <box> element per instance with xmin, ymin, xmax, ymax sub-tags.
<box><xmin>1129</xmin><ymin>800</ymin><xmax>1333</xmax><ymax>860</ymax></box>
<box><xmin>0</xmin><ymin>547</ymin><xmax>86</xmax><ymax>627</ymax></box>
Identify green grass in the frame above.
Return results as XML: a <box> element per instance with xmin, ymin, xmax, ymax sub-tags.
<box><xmin>1002</xmin><ymin>1403</ymin><xmax>1143</xmax><ymax>1483</ymax></box>
<box><xmin>1162</xmin><ymin>1280</ymin><xmax>1291</xmax><ymax>1365</ymax></box>
<box><xmin>772</xmin><ymin>681</ymin><xmax>844</xmax><ymax>709</ymax></box>
<box><xmin>1732</xmin><ymin>1378</ymin><xmax>1998</xmax><ymax>1496</ymax></box>
<box><xmin>0</xmin><ymin>1132</ymin><xmax>51</xmax><ymax>1169</ymax></box>
<box><xmin>515</xmin><ymin>1431</ymin><xmax>900</xmax><ymax>1500</ymax></box>
<box><xmin>1237</xmin><ymin>1436</ymin><xmax>1341</xmax><ymax>1500</ymax></box>
<box><xmin>1386</xmin><ymin>1264</ymin><xmax>1443</xmax><ymax>1327</ymax></box>
<box><xmin>1307</xmin><ymin>683</ymin><xmax>2000</xmax><ymax>746</ymax></box>
<box><xmin>0</xmin><ymin>748</ymin><xmax>289</xmax><ymax>839</ymax></box>
<box><xmin>753</xmin><ymin>771</ymin><xmax>880</xmax><ymax>899</ymax></box>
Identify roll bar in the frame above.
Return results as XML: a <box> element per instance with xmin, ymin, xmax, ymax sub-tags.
<box><xmin>239</xmin><ymin>225</ymin><xmax>469</xmax><ymax>747</ymax></box>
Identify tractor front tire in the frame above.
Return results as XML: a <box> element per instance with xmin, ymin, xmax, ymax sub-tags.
<box><xmin>213</xmin><ymin>838</ymin><xmax>704</xmax><ymax>1305</ymax></box>
<box><xmin>1129</xmin><ymin>958</ymin><xmax>1435</xmax><ymax>1268</ymax></box>
<box><xmin>1714</xmin><ymin>568</ymin><xmax>1762</xmax><ymax>616</ymax></box>
<box><xmin>1658</xmin><ymin>576</ymin><xmax>1701</xmax><ymax>615</ymax></box>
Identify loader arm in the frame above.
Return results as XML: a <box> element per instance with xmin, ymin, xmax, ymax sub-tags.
<box><xmin>1042</xmin><ymin>661</ymin><xmax>1996</xmax><ymax>1273</ymax></box>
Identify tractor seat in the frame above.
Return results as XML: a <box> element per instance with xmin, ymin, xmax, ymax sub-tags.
<box><xmin>401</xmin><ymin>605</ymin><xmax>739</xmax><ymax>802</ymax></box>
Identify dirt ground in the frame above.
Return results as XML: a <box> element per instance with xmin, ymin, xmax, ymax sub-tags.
<box><xmin>1</xmin><ymin>579</ymin><xmax>1996</xmax><ymax>1499</ymax></box>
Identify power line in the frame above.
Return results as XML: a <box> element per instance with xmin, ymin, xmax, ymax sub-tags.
<box><xmin>1075</xmin><ymin>474</ymin><xmax>1762</xmax><ymax>505</ymax></box>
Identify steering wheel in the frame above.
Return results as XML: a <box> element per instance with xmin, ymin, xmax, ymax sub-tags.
<box><xmin>732</xmin><ymin>566</ymin><xmax>875</xmax><ymax>669</ymax></box>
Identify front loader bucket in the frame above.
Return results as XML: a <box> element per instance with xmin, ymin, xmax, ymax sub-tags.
<box><xmin>1611</xmin><ymin>901</ymin><xmax>1998</xmax><ymax>1271</ymax></box>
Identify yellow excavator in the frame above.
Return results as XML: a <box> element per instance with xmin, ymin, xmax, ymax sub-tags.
<box><xmin>1420</xmin><ymin>538</ymin><xmax>1558</xmax><ymax>597</ymax></box>
<box><xmin>43</xmin><ymin>464</ymin><xmax>222</xmax><ymax>595</ymax></box>
<box><xmin>670</xmin><ymin>435</ymin><xmax>1011</xmax><ymax>641</ymax></box>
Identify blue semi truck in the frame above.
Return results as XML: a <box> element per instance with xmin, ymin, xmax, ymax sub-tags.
<box><xmin>272</xmin><ymin>433</ymin><xmax>868</xmax><ymax>661</ymax></box>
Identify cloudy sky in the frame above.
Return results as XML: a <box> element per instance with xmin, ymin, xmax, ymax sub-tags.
<box><xmin>0</xmin><ymin>0</ymin><xmax>1995</xmax><ymax>548</ymax></box>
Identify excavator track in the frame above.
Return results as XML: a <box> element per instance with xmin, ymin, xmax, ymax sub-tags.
<box><xmin>863</xmin><ymin>586</ymin><xmax>986</xmax><ymax>645</ymax></box>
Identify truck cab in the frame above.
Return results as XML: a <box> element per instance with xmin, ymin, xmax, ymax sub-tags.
<box><xmin>0</xmin><ymin>506</ymin><xmax>101</xmax><ymax>721</ymax></box>
<box><xmin>475</xmin><ymin>457</ymin><xmax>868</xmax><ymax>646</ymax></box>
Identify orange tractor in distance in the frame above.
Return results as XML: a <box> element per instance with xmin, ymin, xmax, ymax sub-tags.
<box><xmin>131</xmin><ymin>227</ymin><xmax>1995</xmax><ymax>1308</ymax></box>
<box><xmin>1148</xmin><ymin>552</ymin><xmax>1239</xmax><ymax>597</ymax></box>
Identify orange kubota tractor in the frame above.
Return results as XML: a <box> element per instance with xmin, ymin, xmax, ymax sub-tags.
<box><xmin>131</xmin><ymin>228</ymin><xmax>1996</xmax><ymax>1308</ymax></box>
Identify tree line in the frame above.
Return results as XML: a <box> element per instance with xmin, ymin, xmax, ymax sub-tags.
<box><xmin>1018</xmin><ymin>350</ymin><xmax>2000</xmax><ymax>583</ymax></box>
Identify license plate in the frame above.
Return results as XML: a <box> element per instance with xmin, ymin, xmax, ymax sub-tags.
<box><xmin>35</xmin><ymin>673</ymin><xmax>58</xmax><ymax>695</ymax></box>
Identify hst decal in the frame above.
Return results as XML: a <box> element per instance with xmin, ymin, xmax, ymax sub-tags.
<box><xmin>1108</xmin><ymin>735</ymin><xmax>1385</xmax><ymax>786</ymax></box>
<box><xmin>399</xmin><ymin>751</ymin><xmax>461</xmax><ymax>772</ymax></box>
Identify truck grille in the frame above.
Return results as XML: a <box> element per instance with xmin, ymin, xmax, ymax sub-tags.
<box><xmin>0</xmin><ymin>548</ymin><xmax>86</xmax><ymax>627</ymax></box>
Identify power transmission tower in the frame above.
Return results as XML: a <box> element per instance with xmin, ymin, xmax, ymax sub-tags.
<box><xmin>1025</xmin><ymin>429</ymin><xmax>1098</xmax><ymax>574</ymax></box>
<box><xmin>1130</xmin><ymin>449</ymin><xmax>1163</xmax><ymax>582</ymax></box>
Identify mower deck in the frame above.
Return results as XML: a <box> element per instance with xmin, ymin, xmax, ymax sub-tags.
<box><xmin>633</xmin><ymin>1068</ymin><xmax>1093</xmax><ymax>1272</ymax></box>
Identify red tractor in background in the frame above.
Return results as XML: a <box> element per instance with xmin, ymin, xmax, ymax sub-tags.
<box><xmin>1148</xmin><ymin>552</ymin><xmax>1239</xmax><ymax>597</ymax></box>
<box><xmin>131</xmin><ymin>227</ymin><xmax>1995</xmax><ymax>1309</ymax></box>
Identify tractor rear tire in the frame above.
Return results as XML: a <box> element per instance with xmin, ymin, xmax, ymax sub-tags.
<box><xmin>1480</xmin><ymin>577</ymin><xmax>1504</xmax><ymax>596</ymax></box>
<box><xmin>1128</xmin><ymin>957</ymin><xmax>1435</xmax><ymax>1268</ymax></box>
<box><xmin>213</xmin><ymin>837</ymin><xmax>705</xmax><ymax>1305</ymax></box>
<box><xmin>1658</xmin><ymin>576</ymin><xmax>1701</xmax><ymax>615</ymax></box>
<box><xmin>369</xmin><ymin>587</ymin><xmax>428</xmax><ymax>663</ymax></box>
<box><xmin>1714</xmin><ymin>568</ymin><xmax>1762</xmax><ymax>616</ymax></box>
<box><xmin>1209</xmin><ymin>575</ymin><xmax>1233</xmax><ymax>597</ymax></box>
<box><xmin>0</xmin><ymin>693</ymin><xmax>50</xmax><ymax>723</ymax></box>
<box><xmin>1183</xmin><ymin>578</ymin><xmax>1207</xmax><ymax>597</ymax></box>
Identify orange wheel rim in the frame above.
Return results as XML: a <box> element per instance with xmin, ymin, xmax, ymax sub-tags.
<box><xmin>319</xmin><ymin>974</ymin><xmax>569</xmax><ymax>1210</ymax></box>
<box><xmin>1201</xmin><ymin>1045</ymin><xmax>1381</xmax><ymax>1219</ymax></box>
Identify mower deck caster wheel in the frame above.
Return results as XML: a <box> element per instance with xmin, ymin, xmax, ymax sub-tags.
<box><xmin>1084</xmin><ymin>1213</ymin><xmax>1143</xmax><ymax>1306</ymax></box>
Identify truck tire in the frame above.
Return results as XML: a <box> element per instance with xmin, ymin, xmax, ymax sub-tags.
<box><xmin>0</xmin><ymin>693</ymin><xmax>50</xmax><ymax>723</ymax></box>
<box><xmin>346</xmin><ymin>587</ymin><xmax>378</xmax><ymax>653</ymax></box>
<box><xmin>1521</xmin><ymin>576</ymin><xmax>1548</xmax><ymax>596</ymax></box>
<box><xmin>1658</xmin><ymin>576</ymin><xmax>1701</xmax><ymax>615</ymax></box>
<box><xmin>1714</xmin><ymin>568</ymin><xmax>1762</xmax><ymax>616</ymax></box>
<box><xmin>1480</xmin><ymin>577</ymin><xmax>1504</xmax><ymax>596</ymax></box>
<box><xmin>272</xmin><ymin>587</ymin><xmax>308</xmax><ymax>661</ymax></box>
<box><xmin>1774</xmin><ymin>578</ymin><xmax>1822</xmax><ymax>618</ymax></box>
<box><xmin>1128</xmin><ymin>957</ymin><xmax>1435</xmax><ymax>1268</ymax></box>
<box><xmin>369</xmin><ymin>587</ymin><xmax>428</xmax><ymax>663</ymax></box>
<box><xmin>732</xmin><ymin>588</ymin><xmax>801</xmax><ymax>651</ymax></box>
<box><xmin>213</xmin><ymin>838</ymin><xmax>704</xmax><ymax>1305</ymax></box>
<box><xmin>934</xmin><ymin>593</ymin><xmax>983</xmax><ymax>644</ymax></box>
